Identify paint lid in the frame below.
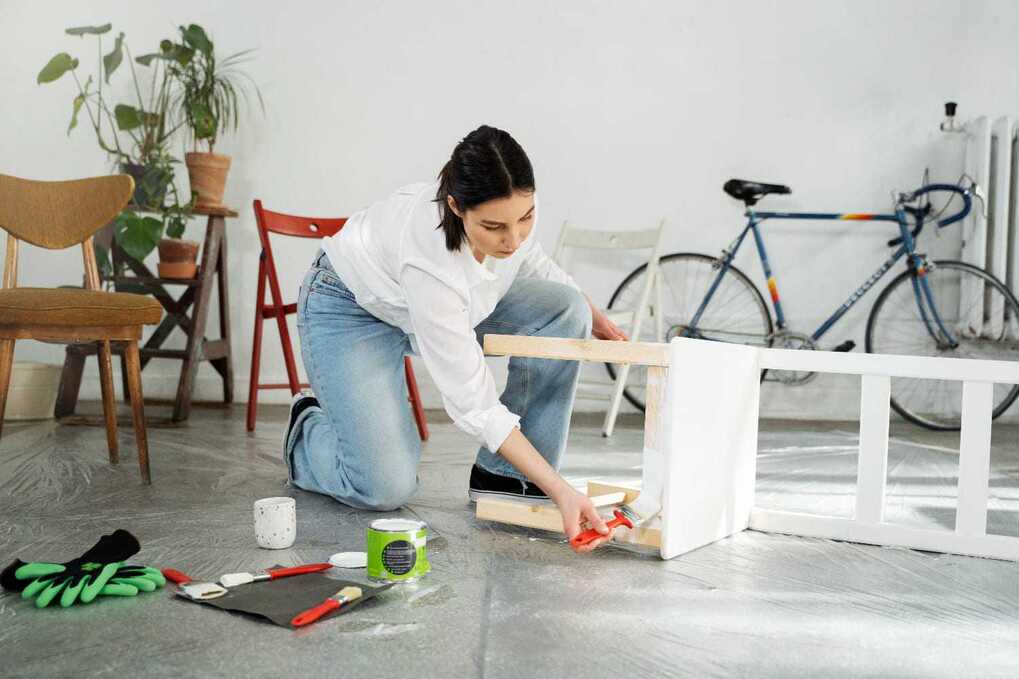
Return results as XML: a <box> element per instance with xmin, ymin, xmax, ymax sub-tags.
<box><xmin>329</xmin><ymin>551</ymin><xmax>368</xmax><ymax>569</ymax></box>
<box><xmin>370</xmin><ymin>518</ymin><xmax>426</xmax><ymax>533</ymax></box>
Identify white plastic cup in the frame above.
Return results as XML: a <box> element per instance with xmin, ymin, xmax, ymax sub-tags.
<box><xmin>253</xmin><ymin>497</ymin><xmax>296</xmax><ymax>549</ymax></box>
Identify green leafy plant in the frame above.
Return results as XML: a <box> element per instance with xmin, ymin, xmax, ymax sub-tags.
<box><xmin>161</xmin><ymin>24</ymin><xmax>264</xmax><ymax>151</ymax></box>
<box><xmin>38</xmin><ymin>23</ymin><xmax>182</xmax><ymax>167</ymax></box>
<box><xmin>38</xmin><ymin>23</ymin><xmax>193</xmax><ymax>273</ymax></box>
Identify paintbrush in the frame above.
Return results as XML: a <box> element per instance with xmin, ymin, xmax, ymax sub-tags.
<box><xmin>569</xmin><ymin>493</ymin><xmax>660</xmax><ymax>549</ymax></box>
<box><xmin>290</xmin><ymin>586</ymin><xmax>363</xmax><ymax>627</ymax></box>
<box><xmin>219</xmin><ymin>563</ymin><xmax>332</xmax><ymax>588</ymax></box>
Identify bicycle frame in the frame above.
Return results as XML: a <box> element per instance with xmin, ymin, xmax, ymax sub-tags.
<box><xmin>686</xmin><ymin>205</ymin><xmax>960</xmax><ymax>347</ymax></box>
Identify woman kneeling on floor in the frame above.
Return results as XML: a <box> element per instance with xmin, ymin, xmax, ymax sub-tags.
<box><xmin>285</xmin><ymin>125</ymin><xmax>628</xmax><ymax>552</ymax></box>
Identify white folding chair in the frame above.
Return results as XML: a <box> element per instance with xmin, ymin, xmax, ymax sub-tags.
<box><xmin>552</xmin><ymin>219</ymin><xmax>666</xmax><ymax>436</ymax></box>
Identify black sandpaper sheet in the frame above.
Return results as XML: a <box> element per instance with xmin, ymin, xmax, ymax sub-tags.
<box><xmin>175</xmin><ymin>570</ymin><xmax>392</xmax><ymax>629</ymax></box>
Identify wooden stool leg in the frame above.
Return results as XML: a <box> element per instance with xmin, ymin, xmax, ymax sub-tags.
<box><xmin>54</xmin><ymin>345</ymin><xmax>87</xmax><ymax>418</ymax></box>
<box><xmin>0</xmin><ymin>339</ymin><xmax>15</xmax><ymax>439</ymax></box>
<box><xmin>97</xmin><ymin>340</ymin><xmax>119</xmax><ymax>464</ymax></box>
<box><xmin>216</xmin><ymin>223</ymin><xmax>234</xmax><ymax>403</ymax></box>
<box><xmin>404</xmin><ymin>357</ymin><xmax>429</xmax><ymax>441</ymax></box>
<box><xmin>125</xmin><ymin>340</ymin><xmax>151</xmax><ymax>484</ymax></box>
<box><xmin>120</xmin><ymin>351</ymin><xmax>131</xmax><ymax>404</ymax></box>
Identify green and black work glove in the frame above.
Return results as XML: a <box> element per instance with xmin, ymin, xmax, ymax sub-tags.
<box><xmin>1</xmin><ymin>529</ymin><xmax>162</xmax><ymax>608</ymax></box>
<box><xmin>99</xmin><ymin>563</ymin><xmax>166</xmax><ymax>596</ymax></box>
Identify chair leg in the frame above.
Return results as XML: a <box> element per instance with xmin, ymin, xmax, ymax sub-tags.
<box><xmin>0</xmin><ymin>339</ymin><xmax>15</xmax><ymax>440</ymax></box>
<box><xmin>602</xmin><ymin>362</ymin><xmax>632</xmax><ymax>438</ymax></box>
<box><xmin>404</xmin><ymin>356</ymin><xmax>429</xmax><ymax>441</ymax></box>
<box><xmin>97</xmin><ymin>340</ymin><xmax>120</xmax><ymax>464</ymax></box>
<box><xmin>125</xmin><ymin>340</ymin><xmax>151</xmax><ymax>484</ymax></box>
<box><xmin>120</xmin><ymin>351</ymin><xmax>131</xmax><ymax>404</ymax></box>
<box><xmin>247</xmin><ymin>315</ymin><xmax>264</xmax><ymax>432</ymax></box>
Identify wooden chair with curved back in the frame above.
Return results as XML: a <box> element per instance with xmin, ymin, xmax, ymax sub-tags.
<box><xmin>0</xmin><ymin>173</ymin><xmax>163</xmax><ymax>483</ymax></box>
<box><xmin>248</xmin><ymin>200</ymin><xmax>429</xmax><ymax>440</ymax></box>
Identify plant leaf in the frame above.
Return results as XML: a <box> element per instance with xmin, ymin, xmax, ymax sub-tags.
<box><xmin>159</xmin><ymin>39</ymin><xmax>194</xmax><ymax>67</ymax></box>
<box><xmin>37</xmin><ymin>53</ymin><xmax>77</xmax><ymax>84</ymax></box>
<box><xmin>68</xmin><ymin>75</ymin><xmax>92</xmax><ymax>134</ymax></box>
<box><xmin>65</xmin><ymin>23</ymin><xmax>112</xmax><ymax>36</ymax></box>
<box><xmin>114</xmin><ymin>212</ymin><xmax>163</xmax><ymax>262</ymax></box>
<box><xmin>103</xmin><ymin>32</ymin><xmax>124</xmax><ymax>83</ymax></box>
<box><xmin>189</xmin><ymin>101</ymin><xmax>216</xmax><ymax>140</ymax></box>
<box><xmin>181</xmin><ymin>24</ymin><xmax>212</xmax><ymax>54</ymax></box>
<box><xmin>114</xmin><ymin>104</ymin><xmax>142</xmax><ymax>130</ymax></box>
<box><xmin>135</xmin><ymin>52</ymin><xmax>171</xmax><ymax>67</ymax></box>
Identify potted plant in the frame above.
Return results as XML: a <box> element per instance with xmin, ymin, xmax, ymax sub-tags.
<box><xmin>164</xmin><ymin>24</ymin><xmax>263</xmax><ymax>208</ymax></box>
<box><xmin>38</xmin><ymin>23</ymin><xmax>195</xmax><ymax>278</ymax></box>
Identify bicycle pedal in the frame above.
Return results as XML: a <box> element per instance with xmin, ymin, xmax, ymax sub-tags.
<box><xmin>832</xmin><ymin>340</ymin><xmax>856</xmax><ymax>352</ymax></box>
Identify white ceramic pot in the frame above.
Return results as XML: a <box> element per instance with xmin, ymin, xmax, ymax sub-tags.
<box><xmin>5</xmin><ymin>362</ymin><xmax>62</xmax><ymax>421</ymax></box>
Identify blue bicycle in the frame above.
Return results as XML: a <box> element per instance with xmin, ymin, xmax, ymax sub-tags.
<box><xmin>607</xmin><ymin>179</ymin><xmax>1019</xmax><ymax>430</ymax></box>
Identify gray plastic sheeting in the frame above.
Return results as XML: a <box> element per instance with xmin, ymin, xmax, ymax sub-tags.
<box><xmin>2</xmin><ymin>410</ymin><xmax>1019</xmax><ymax>678</ymax></box>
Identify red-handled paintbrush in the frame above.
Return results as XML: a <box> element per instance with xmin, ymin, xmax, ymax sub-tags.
<box><xmin>291</xmin><ymin>586</ymin><xmax>363</xmax><ymax>627</ymax></box>
<box><xmin>570</xmin><ymin>507</ymin><xmax>637</xmax><ymax>548</ymax></box>
<box><xmin>218</xmin><ymin>563</ymin><xmax>332</xmax><ymax>588</ymax></box>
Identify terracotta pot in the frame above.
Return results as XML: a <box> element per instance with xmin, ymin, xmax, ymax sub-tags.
<box><xmin>158</xmin><ymin>238</ymin><xmax>200</xmax><ymax>279</ymax></box>
<box><xmin>185</xmin><ymin>151</ymin><xmax>232</xmax><ymax>208</ymax></box>
<box><xmin>158</xmin><ymin>238</ymin><xmax>200</xmax><ymax>263</ymax></box>
<box><xmin>157</xmin><ymin>261</ymin><xmax>198</xmax><ymax>279</ymax></box>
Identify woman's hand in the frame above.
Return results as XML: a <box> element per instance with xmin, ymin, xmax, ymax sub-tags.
<box><xmin>591</xmin><ymin>307</ymin><xmax>629</xmax><ymax>341</ymax></box>
<box><xmin>550</xmin><ymin>483</ymin><xmax>611</xmax><ymax>553</ymax></box>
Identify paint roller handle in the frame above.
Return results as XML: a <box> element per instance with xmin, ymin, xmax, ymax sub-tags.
<box><xmin>291</xmin><ymin>597</ymin><xmax>341</xmax><ymax>627</ymax></box>
<box><xmin>162</xmin><ymin>568</ymin><xmax>193</xmax><ymax>585</ymax></box>
<box><xmin>569</xmin><ymin>509</ymin><xmax>634</xmax><ymax>548</ymax></box>
<box><xmin>268</xmin><ymin>563</ymin><xmax>332</xmax><ymax>579</ymax></box>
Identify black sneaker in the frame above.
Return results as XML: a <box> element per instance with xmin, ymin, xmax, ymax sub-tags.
<box><xmin>468</xmin><ymin>464</ymin><xmax>549</xmax><ymax>503</ymax></box>
<box><xmin>283</xmin><ymin>390</ymin><xmax>319</xmax><ymax>477</ymax></box>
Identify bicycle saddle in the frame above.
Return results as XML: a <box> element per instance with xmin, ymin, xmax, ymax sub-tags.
<box><xmin>723</xmin><ymin>179</ymin><xmax>792</xmax><ymax>206</ymax></box>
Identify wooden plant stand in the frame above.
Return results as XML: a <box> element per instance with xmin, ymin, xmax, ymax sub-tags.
<box><xmin>477</xmin><ymin>334</ymin><xmax>1019</xmax><ymax>561</ymax></box>
<box><xmin>55</xmin><ymin>206</ymin><xmax>237</xmax><ymax>423</ymax></box>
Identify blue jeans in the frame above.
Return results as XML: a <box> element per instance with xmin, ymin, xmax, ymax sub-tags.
<box><xmin>286</xmin><ymin>251</ymin><xmax>591</xmax><ymax>510</ymax></box>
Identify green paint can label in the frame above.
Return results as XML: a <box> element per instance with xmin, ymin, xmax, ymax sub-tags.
<box><xmin>366</xmin><ymin>518</ymin><xmax>430</xmax><ymax>583</ymax></box>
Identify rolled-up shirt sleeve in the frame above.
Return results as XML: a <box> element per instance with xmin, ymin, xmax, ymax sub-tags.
<box><xmin>401</xmin><ymin>265</ymin><xmax>520</xmax><ymax>453</ymax></box>
<box><xmin>517</xmin><ymin>240</ymin><xmax>582</xmax><ymax>292</ymax></box>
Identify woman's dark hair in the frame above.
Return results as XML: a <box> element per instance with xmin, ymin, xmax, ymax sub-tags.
<box><xmin>435</xmin><ymin>125</ymin><xmax>535</xmax><ymax>251</ymax></box>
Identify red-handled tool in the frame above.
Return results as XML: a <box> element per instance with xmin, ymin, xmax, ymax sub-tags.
<box><xmin>162</xmin><ymin>568</ymin><xmax>229</xmax><ymax>600</ymax></box>
<box><xmin>569</xmin><ymin>508</ymin><xmax>635</xmax><ymax>548</ymax></box>
<box><xmin>291</xmin><ymin>586</ymin><xmax>363</xmax><ymax>627</ymax></box>
<box><xmin>219</xmin><ymin>563</ymin><xmax>332</xmax><ymax>588</ymax></box>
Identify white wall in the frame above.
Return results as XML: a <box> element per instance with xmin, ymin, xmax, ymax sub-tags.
<box><xmin>3</xmin><ymin>0</ymin><xmax>1018</xmax><ymax>419</ymax></box>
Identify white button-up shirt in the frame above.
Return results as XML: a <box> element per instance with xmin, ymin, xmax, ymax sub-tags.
<box><xmin>322</xmin><ymin>181</ymin><xmax>580</xmax><ymax>453</ymax></box>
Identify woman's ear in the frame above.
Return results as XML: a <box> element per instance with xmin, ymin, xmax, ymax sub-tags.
<box><xmin>447</xmin><ymin>195</ymin><xmax>464</xmax><ymax>219</ymax></box>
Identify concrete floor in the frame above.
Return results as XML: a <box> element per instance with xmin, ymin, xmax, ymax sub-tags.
<box><xmin>2</xmin><ymin>405</ymin><xmax>1019</xmax><ymax>678</ymax></box>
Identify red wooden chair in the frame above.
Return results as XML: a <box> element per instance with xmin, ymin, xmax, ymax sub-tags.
<box><xmin>247</xmin><ymin>199</ymin><xmax>429</xmax><ymax>440</ymax></box>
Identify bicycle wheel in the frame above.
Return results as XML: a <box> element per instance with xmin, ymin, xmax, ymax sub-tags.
<box><xmin>606</xmin><ymin>252</ymin><xmax>773</xmax><ymax>411</ymax></box>
<box><xmin>866</xmin><ymin>259</ymin><xmax>1019</xmax><ymax>430</ymax></box>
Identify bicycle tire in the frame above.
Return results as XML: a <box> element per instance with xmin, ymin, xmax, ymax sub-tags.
<box><xmin>606</xmin><ymin>252</ymin><xmax>774</xmax><ymax>411</ymax></box>
<box><xmin>865</xmin><ymin>259</ymin><xmax>1019</xmax><ymax>430</ymax></box>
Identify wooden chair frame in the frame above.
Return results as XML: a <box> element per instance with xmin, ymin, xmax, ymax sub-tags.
<box><xmin>247</xmin><ymin>200</ymin><xmax>429</xmax><ymax>440</ymax></box>
<box><xmin>0</xmin><ymin>238</ymin><xmax>151</xmax><ymax>483</ymax></box>
<box><xmin>552</xmin><ymin>219</ymin><xmax>666</xmax><ymax>437</ymax></box>
<box><xmin>479</xmin><ymin>334</ymin><xmax>1019</xmax><ymax>561</ymax></box>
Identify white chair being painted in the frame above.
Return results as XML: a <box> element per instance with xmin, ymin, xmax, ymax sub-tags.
<box><xmin>552</xmin><ymin>219</ymin><xmax>666</xmax><ymax>436</ymax></box>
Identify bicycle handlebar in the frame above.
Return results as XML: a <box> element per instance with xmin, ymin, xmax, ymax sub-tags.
<box><xmin>887</xmin><ymin>183</ymin><xmax>974</xmax><ymax>247</ymax></box>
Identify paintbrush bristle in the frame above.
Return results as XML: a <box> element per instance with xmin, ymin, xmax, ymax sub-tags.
<box><xmin>617</xmin><ymin>504</ymin><xmax>641</xmax><ymax>525</ymax></box>
<box><xmin>338</xmin><ymin>586</ymin><xmax>362</xmax><ymax>602</ymax></box>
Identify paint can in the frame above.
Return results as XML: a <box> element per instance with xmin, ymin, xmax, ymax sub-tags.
<box><xmin>366</xmin><ymin>518</ymin><xmax>430</xmax><ymax>583</ymax></box>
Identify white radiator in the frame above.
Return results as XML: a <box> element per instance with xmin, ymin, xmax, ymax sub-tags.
<box><xmin>960</xmin><ymin>116</ymin><xmax>1019</xmax><ymax>336</ymax></box>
